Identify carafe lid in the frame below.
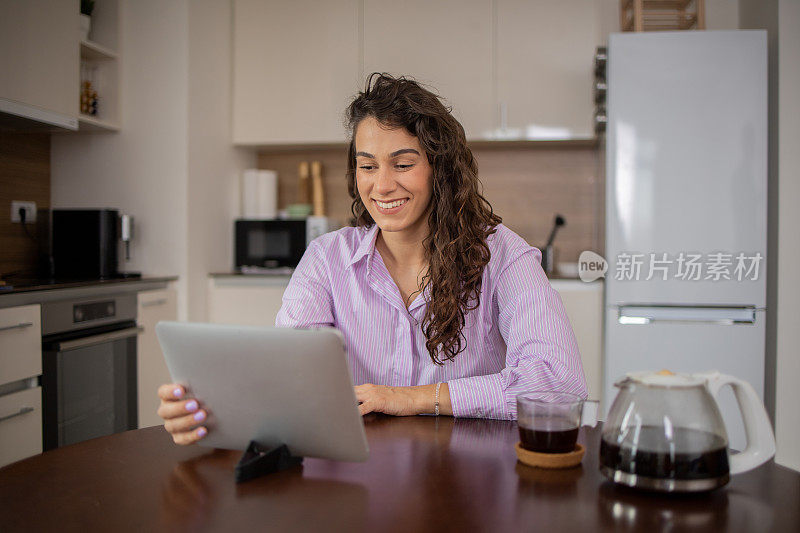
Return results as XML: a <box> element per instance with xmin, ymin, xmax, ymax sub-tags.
<box><xmin>623</xmin><ymin>369</ymin><xmax>705</xmax><ymax>388</ymax></box>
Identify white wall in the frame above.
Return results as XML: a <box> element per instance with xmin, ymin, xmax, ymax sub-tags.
<box><xmin>51</xmin><ymin>0</ymin><xmax>254</xmax><ymax>321</ymax></box>
<box><xmin>774</xmin><ymin>0</ymin><xmax>800</xmax><ymax>472</ymax></box>
<box><xmin>740</xmin><ymin>0</ymin><xmax>800</xmax><ymax>472</ymax></box>
<box><xmin>187</xmin><ymin>1</ymin><xmax>255</xmax><ymax>321</ymax></box>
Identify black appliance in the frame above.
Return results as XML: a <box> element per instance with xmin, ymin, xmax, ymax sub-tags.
<box><xmin>50</xmin><ymin>209</ymin><xmax>119</xmax><ymax>280</ymax></box>
<box><xmin>235</xmin><ymin>219</ymin><xmax>312</xmax><ymax>269</ymax></box>
<box><xmin>40</xmin><ymin>293</ymin><xmax>139</xmax><ymax>450</ymax></box>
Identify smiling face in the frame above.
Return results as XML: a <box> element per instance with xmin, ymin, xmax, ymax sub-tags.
<box><xmin>354</xmin><ymin>116</ymin><xmax>434</xmax><ymax>240</ymax></box>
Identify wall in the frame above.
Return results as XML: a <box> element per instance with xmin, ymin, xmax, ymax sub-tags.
<box><xmin>187</xmin><ymin>0</ymin><xmax>255</xmax><ymax>321</ymax></box>
<box><xmin>51</xmin><ymin>0</ymin><xmax>190</xmax><ymax>316</ymax></box>
<box><xmin>739</xmin><ymin>0</ymin><xmax>800</xmax><ymax>471</ymax></box>
<box><xmin>0</xmin><ymin>134</ymin><xmax>49</xmax><ymax>277</ymax></box>
<box><xmin>51</xmin><ymin>0</ymin><xmax>253</xmax><ymax>321</ymax></box>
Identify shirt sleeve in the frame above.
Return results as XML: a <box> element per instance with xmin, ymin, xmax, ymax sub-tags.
<box><xmin>447</xmin><ymin>248</ymin><xmax>588</xmax><ymax>420</ymax></box>
<box><xmin>275</xmin><ymin>240</ymin><xmax>335</xmax><ymax>328</ymax></box>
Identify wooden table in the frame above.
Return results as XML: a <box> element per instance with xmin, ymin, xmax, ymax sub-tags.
<box><xmin>1</xmin><ymin>415</ymin><xmax>798</xmax><ymax>532</ymax></box>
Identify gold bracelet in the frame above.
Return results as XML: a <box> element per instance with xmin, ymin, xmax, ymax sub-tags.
<box><xmin>434</xmin><ymin>382</ymin><xmax>442</xmax><ymax>416</ymax></box>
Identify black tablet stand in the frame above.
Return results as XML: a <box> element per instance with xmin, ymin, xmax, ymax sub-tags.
<box><xmin>235</xmin><ymin>441</ymin><xmax>303</xmax><ymax>483</ymax></box>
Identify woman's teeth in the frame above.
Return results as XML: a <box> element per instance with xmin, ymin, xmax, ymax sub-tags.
<box><xmin>376</xmin><ymin>199</ymin><xmax>407</xmax><ymax>209</ymax></box>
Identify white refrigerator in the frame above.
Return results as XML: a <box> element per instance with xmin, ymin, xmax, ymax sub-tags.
<box><xmin>603</xmin><ymin>31</ymin><xmax>767</xmax><ymax>450</ymax></box>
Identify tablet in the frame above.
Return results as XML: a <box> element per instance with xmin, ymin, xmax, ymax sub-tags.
<box><xmin>155</xmin><ymin>321</ymin><xmax>369</xmax><ymax>462</ymax></box>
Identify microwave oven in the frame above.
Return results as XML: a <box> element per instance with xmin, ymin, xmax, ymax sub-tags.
<box><xmin>235</xmin><ymin>217</ymin><xmax>330</xmax><ymax>269</ymax></box>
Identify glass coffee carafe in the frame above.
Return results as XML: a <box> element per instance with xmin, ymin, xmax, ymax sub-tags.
<box><xmin>600</xmin><ymin>370</ymin><xmax>776</xmax><ymax>492</ymax></box>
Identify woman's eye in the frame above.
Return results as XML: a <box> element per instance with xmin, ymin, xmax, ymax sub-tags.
<box><xmin>359</xmin><ymin>165</ymin><xmax>375</xmax><ymax>171</ymax></box>
<box><xmin>396</xmin><ymin>164</ymin><xmax>413</xmax><ymax>169</ymax></box>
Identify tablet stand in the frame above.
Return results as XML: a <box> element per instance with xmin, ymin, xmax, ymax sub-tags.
<box><xmin>235</xmin><ymin>441</ymin><xmax>303</xmax><ymax>483</ymax></box>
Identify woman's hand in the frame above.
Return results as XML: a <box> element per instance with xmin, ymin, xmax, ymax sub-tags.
<box><xmin>354</xmin><ymin>384</ymin><xmax>422</xmax><ymax>416</ymax></box>
<box><xmin>157</xmin><ymin>384</ymin><xmax>208</xmax><ymax>445</ymax></box>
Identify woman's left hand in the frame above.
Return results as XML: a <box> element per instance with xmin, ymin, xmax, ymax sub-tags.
<box><xmin>354</xmin><ymin>384</ymin><xmax>420</xmax><ymax>416</ymax></box>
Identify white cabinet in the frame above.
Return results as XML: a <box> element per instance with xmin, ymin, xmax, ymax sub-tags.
<box><xmin>495</xmin><ymin>0</ymin><xmax>597</xmax><ymax>140</ymax></box>
<box><xmin>137</xmin><ymin>288</ymin><xmax>177</xmax><ymax>428</ymax></box>
<box><xmin>208</xmin><ymin>275</ymin><xmax>290</xmax><ymax>327</ymax></box>
<box><xmin>232</xmin><ymin>0</ymin><xmax>361</xmax><ymax>144</ymax></box>
<box><xmin>0</xmin><ymin>0</ymin><xmax>80</xmax><ymax>129</ymax></box>
<box><xmin>551</xmin><ymin>280</ymin><xmax>604</xmax><ymax>403</ymax></box>
<box><xmin>0</xmin><ymin>304</ymin><xmax>43</xmax><ymax>467</ymax></box>
<box><xmin>362</xmin><ymin>0</ymin><xmax>494</xmax><ymax>140</ymax></box>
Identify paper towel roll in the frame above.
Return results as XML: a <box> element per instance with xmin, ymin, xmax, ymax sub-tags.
<box><xmin>241</xmin><ymin>169</ymin><xmax>260</xmax><ymax>219</ymax></box>
<box><xmin>258</xmin><ymin>170</ymin><xmax>277</xmax><ymax>219</ymax></box>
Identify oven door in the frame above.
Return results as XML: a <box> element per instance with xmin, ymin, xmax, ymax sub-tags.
<box><xmin>41</xmin><ymin>323</ymin><xmax>140</xmax><ymax>450</ymax></box>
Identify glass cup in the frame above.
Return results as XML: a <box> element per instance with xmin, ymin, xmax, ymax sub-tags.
<box><xmin>517</xmin><ymin>391</ymin><xmax>589</xmax><ymax>454</ymax></box>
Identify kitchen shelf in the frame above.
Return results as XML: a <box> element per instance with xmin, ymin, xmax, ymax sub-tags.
<box><xmin>80</xmin><ymin>40</ymin><xmax>118</xmax><ymax>61</ymax></box>
<box><xmin>78</xmin><ymin>114</ymin><xmax>119</xmax><ymax>132</ymax></box>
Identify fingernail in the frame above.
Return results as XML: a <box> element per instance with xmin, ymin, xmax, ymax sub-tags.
<box><xmin>194</xmin><ymin>410</ymin><xmax>205</xmax><ymax>422</ymax></box>
<box><xmin>197</xmin><ymin>427</ymin><xmax>207</xmax><ymax>438</ymax></box>
<box><xmin>185</xmin><ymin>400</ymin><xmax>198</xmax><ymax>412</ymax></box>
<box><xmin>173</xmin><ymin>388</ymin><xmax>183</xmax><ymax>398</ymax></box>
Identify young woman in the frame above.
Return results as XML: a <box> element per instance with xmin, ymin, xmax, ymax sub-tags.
<box><xmin>158</xmin><ymin>74</ymin><xmax>586</xmax><ymax>445</ymax></box>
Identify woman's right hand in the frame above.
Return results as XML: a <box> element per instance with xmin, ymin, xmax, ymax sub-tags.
<box><xmin>157</xmin><ymin>384</ymin><xmax>208</xmax><ymax>445</ymax></box>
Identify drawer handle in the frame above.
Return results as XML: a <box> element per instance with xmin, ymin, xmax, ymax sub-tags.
<box><xmin>0</xmin><ymin>406</ymin><xmax>34</xmax><ymax>423</ymax></box>
<box><xmin>141</xmin><ymin>298</ymin><xmax>168</xmax><ymax>308</ymax></box>
<box><xmin>0</xmin><ymin>322</ymin><xmax>34</xmax><ymax>333</ymax></box>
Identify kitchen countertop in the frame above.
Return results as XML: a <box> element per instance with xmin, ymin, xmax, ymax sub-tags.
<box><xmin>0</xmin><ymin>276</ymin><xmax>178</xmax><ymax>308</ymax></box>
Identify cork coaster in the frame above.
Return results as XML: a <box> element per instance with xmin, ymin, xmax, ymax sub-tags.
<box><xmin>515</xmin><ymin>442</ymin><xmax>585</xmax><ymax>469</ymax></box>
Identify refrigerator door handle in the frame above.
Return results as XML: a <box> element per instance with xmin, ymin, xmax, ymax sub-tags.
<box><xmin>616</xmin><ymin>305</ymin><xmax>758</xmax><ymax>325</ymax></box>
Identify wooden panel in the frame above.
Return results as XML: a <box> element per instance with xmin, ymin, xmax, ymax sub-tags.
<box><xmin>0</xmin><ymin>133</ymin><xmax>50</xmax><ymax>279</ymax></box>
<box><xmin>258</xmin><ymin>145</ymin><xmax>604</xmax><ymax>265</ymax></box>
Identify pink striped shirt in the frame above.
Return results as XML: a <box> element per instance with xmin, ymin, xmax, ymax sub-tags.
<box><xmin>275</xmin><ymin>223</ymin><xmax>587</xmax><ymax>420</ymax></box>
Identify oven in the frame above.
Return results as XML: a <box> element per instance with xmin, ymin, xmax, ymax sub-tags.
<box><xmin>41</xmin><ymin>294</ymin><xmax>139</xmax><ymax>450</ymax></box>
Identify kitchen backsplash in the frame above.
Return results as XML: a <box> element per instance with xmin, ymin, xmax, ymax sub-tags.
<box><xmin>0</xmin><ymin>133</ymin><xmax>50</xmax><ymax>277</ymax></box>
<box><xmin>257</xmin><ymin>143</ymin><xmax>604</xmax><ymax>265</ymax></box>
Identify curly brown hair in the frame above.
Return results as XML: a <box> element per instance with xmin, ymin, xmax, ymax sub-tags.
<box><xmin>345</xmin><ymin>73</ymin><xmax>502</xmax><ymax>365</ymax></box>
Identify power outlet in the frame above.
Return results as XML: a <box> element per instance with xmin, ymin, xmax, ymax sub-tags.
<box><xmin>11</xmin><ymin>201</ymin><xmax>37</xmax><ymax>223</ymax></box>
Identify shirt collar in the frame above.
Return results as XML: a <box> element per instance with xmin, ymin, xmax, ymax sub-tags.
<box><xmin>347</xmin><ymin>224</ymin><xmax>380</xmax><ymax>269</ymax></box>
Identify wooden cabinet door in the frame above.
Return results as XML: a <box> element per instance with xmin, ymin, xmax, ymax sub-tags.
<box><xmin>232</xmin><ymin>0</ymin><xmax>361</xmax><ymax>144</ymax></box>
<box><xmin>137</xmin><ymin>288</ymin><xmax>178</xmax><ymax>428</ymax></box>
<box><xmin>207</xmin><ymin>276</ymin><xmax>290</xmax><ymax>328</ymax></box>
<box><xmin>363</xmin><ymin>0</ymin><xmax>494</xmax><ymax>141</ymax></box>
<box><xmin>0</xmin><ymin>0</ymin><xmax>79</xmax><ymax>122</ymax></box>
<box><xmin>495</xmin><ymin>0</ymin><xmax>597</xmax><ymax>139</ymax></box>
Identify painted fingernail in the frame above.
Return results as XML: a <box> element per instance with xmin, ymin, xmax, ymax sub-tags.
<box><xmin>185</xmin><ymin>400</ymin><xmax>198</xmax><ymax>412</ymax></box>
<box><xmin>197</xmin><ymin>427</ymin><xmax>207</xmax><ymax>438</ymax></box>
<box><xmin>194</xmin><ymin>410</ymin><xmax>205</xmax><ymax>422</ymax></box>
<box><xmin>173</xmin><ymin>388</ymin><xmax>183</xmax><ymax>398</ymax></box>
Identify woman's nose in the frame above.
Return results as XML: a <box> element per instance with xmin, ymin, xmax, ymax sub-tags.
<box><xmin>373</xmin><ymin>167</ymin><xmax>396</xmax><ymax>195</ymax></box>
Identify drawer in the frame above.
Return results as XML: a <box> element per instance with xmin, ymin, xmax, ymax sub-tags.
<box><xmin>0</xmin><ymin>386</ymin><xmax>42</xmax><ymax>467</ymax></box>
<box><xmin>0</xmin><ymin>304</ymin><xmax>41</xmax><ymax>386</ymax></box>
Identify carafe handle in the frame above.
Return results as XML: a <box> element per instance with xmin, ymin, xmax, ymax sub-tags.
<box><xmin>702</xmin><ymin>372</ymin><xmax>776</xmax><ymax>474</ymax></box>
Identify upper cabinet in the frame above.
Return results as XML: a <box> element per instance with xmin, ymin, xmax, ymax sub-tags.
<box><xmin>232</xmin><ymin>0</ymin><xmax>361</xmax><ymax>145</ymax></box>
<box><xmin>362</xmin><ymin>0</ymin><xmax>494</xmax><ymax>141</ymax></box>
<box><xmin>0</xmin><ymin>0</ymin><xmax>120</xmax><ymax>132</ymax></box>
<box><xmin>495</xmin><ymin>0</ymin><xmax>597</xmax><ymax>140</ymax></box>
<box><xmin>0</xmin><ymin>0</ymin><xmax>80</xmax><ymax>130</ymax></box>
<box><xmin>231</xmin><ymin>0</ymin><xmax>598</xmax><ymax>145</ymax></box>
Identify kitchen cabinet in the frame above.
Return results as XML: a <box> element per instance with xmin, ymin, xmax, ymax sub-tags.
<box><xmin>0</xmin><ymin>0</ymin><xmax>79</xmax><ymax>130</ymax></box>
<box><xmin>362</xmin><ymin>0</ymin><xmax>494</xmax><ymax>140</ymax></box>
<box><xmin>0</xmin><ymin>0</ymin><xmax>120</xmax><ymax>131</ymax></box>
<box><xmin>137</xmin><ymin>288</ymin><xmax>178</xmax><ymax>428</ymax></box>
<box><xmin>232</xmin><ymin>0</ymin><xmax>361</xmax><ymax>145</ymax></box>
<box><xmin>208</xmin><ymin>275</ymin><xmax>290</xmax><ymax>327</ymax></box>
<box><xmin>550</xmin><ymin>280</ymin><xmax>604</xmax><ymax>405</ymax></box>
<box><xmin>494</xmin><ymin>0</ymin><xmax>597</xmax><ymax>140</ymax></box>
<box><xmin>0</xmin><ymin>304</ymin><xmax>42</xmax><ymax>467</ymax></box>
